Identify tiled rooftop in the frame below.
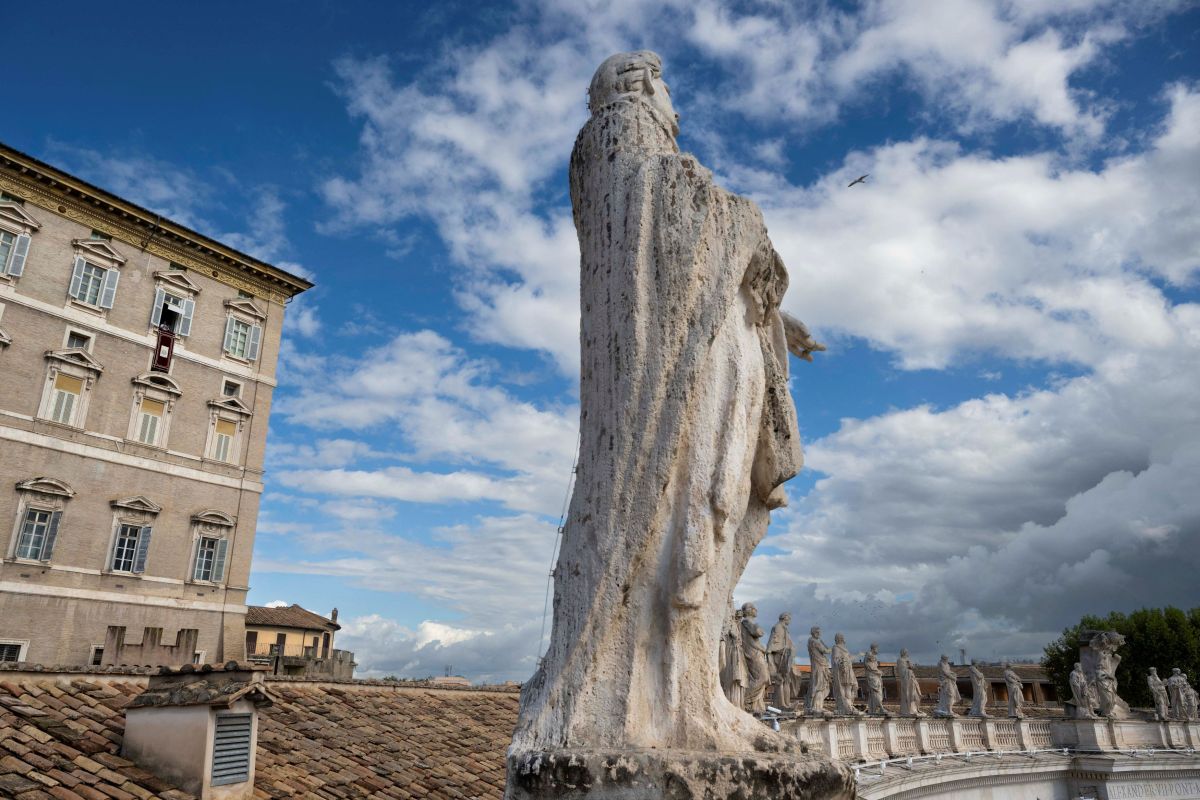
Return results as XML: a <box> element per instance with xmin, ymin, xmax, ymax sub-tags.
<box><xmin>0</xmin><ymin>669</ymin><xmax>519</xmax><ymax>800</ymax></box>
<box><xmin>245</xmin><ymin>605</ymin><xmax>339</xmax><ymax>632</ymax></box>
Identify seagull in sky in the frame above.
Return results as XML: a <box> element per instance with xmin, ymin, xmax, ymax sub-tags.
<box><xmin>848</xmin><ymin>174</ymin><xmax>869</xmax><ymax>187</ymax></box>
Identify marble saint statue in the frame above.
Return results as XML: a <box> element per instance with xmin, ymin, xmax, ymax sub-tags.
<box><xmin>1084</xmin><ymin>631</ymin><xmax>1130</xmax><ymax>719</ymax></box>
<box><xmin>934</xmin><ymin>655</ymin><xmax>960</xmax><ymax>718</ymax></box>
<box><xmin>1003</xmin><ymin>664</ymin><xmax>1025</xmax><ymax>718</ymax></box>
<box><xmin>831</xmin><ymin>633</ymin><xmax>862</xmax><ymax>716</ymax></box>
<box><xmin>766</xmin><ymin>613</ymin><xmax>797</xmax><ymax>709</ymax></box>
<box><xmin>897</xmin><ymin>649</ymin><xmax>925</xmax><ymax>717</ymax></box>
<box><xmin>863</xmin><ymin>643</ymin><xmax>887</xmax><ymax>716</ymax></box>
<box><xmin>1071</xmin><ymin>662</ymin><xmax>1097</xmax><ymax>719</ymax></box>
<box><xmin>741</xmin><ymin>603</ymin><xmax>770</xmax><ymax>714</ymax></box>
<box><xmin>508</xmin><ymin>50</ymin><xmax>825</xmax><ymax>758</ymax></box>
<box><xmin>968</xmin><ymin>660</ymin><xmax>989</xmax><ymax>718</ymax></box>
<box><xmin>806</xmin><ymin>627</ymin><xmax>832</xmax><ymax>715</ymax></box>
<box><xmin>1147</xmin><ymin>668</ymin><xmax>1169</xmax><ymax>722</ymax></box>
<box><xmin>1167</xmin><ymin>669</ymin><xmax>1197</xmax><ymax>721</ymax></box>
<box><xmin>720</xmin><ymin>608</ymin><xmax>747</xmax><ymax>710</ymax></box>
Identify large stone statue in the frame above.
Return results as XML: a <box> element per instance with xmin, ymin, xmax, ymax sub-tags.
<box><xmin>1003</xmin><ymin>663</ymin><xmax>1025</xmax><ymax>718</ymax></box>
<box><xmin>1167</xmin><ymin>669</ymin><xmax>1197</xmax><ymax>721</ymax></box>
<box><xmin>806</xmin><ymin>626</ymin><xmax>832</xmax><ymax>715</ymax></box>
<box><xmin>1147</xmin><ymin>668</ymin><xmax>1169</xmax><ymax>722</ymax></box>
<box><xmin>506</xmin><ymin>52</ymin><xmax>847</xmax><ymax>799</ymax></box>
<box><xmin>968</xmin><ymin>660</ymin><xmax>989</xmax><ymax>718</ymax></box>
<box><xmin>1081</xmin><ymin>631</ymin><xmax>1130</xmax><ymax>719</ymax></box>
<box><xmin>864</xmin><ymin>643</ymin><xmax>888</xmax><ymax>716</ymax></box>
<box><xmin>766</xmin><ymin>613</ymin><xmax>797</xmax><ymax>709</ymax></box>
<box><xmin>897</xmin><ymin>648</ymin><xmax>925</xmax><ymax>717</ymax></box>
<box><xmin>831</xmin><ymin>633</ymin><xmax>862</xmax><ymax>716</ymax></box>
<box><xmin>1071</xmin><ymin>662</ymin><xmax>1097</xmax><ymax>719</ymax></box>
<box><xmin>934</xmin><ymin>655</ymin><xmax>960</xmax><ymax>718</ymax></box>
<box><xmin>720</xmin><ymin>608</ymin><xmax>747</xmax><ymax>709</ymax></box>
<box><xmin>741</xmin><ymin>603</ymin><xmax>770</xmax><ymax>714</ymax></box>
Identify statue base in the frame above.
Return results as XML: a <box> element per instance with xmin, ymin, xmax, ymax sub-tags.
<box><xmin>505</xmin><ymin>748</ymin><xmax>853</xmax><ymax>800</ymax></box>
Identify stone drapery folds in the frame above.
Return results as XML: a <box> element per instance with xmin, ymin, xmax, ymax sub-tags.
<box><xmin>510</xmin><ymin>50</ymin><xmax>816</xmax><ymax>757</ymax></box>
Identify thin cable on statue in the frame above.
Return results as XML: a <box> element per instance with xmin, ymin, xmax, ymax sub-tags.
<box><xmin>535</xmin><ymin>433</ymin><xmax>581</xmax><ymax>666</ymax></box>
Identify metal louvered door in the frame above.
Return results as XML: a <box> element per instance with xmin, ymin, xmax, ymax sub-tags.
<box><xmin>211</xmin><ymin>713</ymin><xmax>253</xmax><ymax>786</ymax></box>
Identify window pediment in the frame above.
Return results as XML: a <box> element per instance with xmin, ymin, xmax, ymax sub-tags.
<box><xmin>224</xmin><ymin>297</ymin><xmax>266</xmax><ymax>321</ymax></box>
<box><xmin>208</xmin><ymin>396</ymin><xmax>253</xmax><ymax>417</ymax></box>
<box><xmin>192</xmin><ymin>509</ymin><xmax>236</xmax><ymax>528</ymax></box>
<box><xmin>153</xmin><ymin>271</ymin><xmax>202</xmax><ymax>296</ymax></box>
<box><xmin>133</xmin><ymin>372</ymin><xmax>182</xmax><ymax>396</ymax></box>
<box><xmin>0</xmin><ymin>202</ymin><xmax>40</xmax><ymax>233</ymax></box>
<box><xmin>71</xmin><ymin>239</ymin><xmax>126</xmax><ymax>268</ymax></box>
<box><xmin>111</xmin><ymin>496</ymin><xmax>162</xmax><ymax>515</ymax></box>
<box><xmin>16</xmin><ymin>477</ymin><xmax>75</xmax><ymax>498</ymax></box>
<box><xmin>0</xmin><ymin>327</ymin><xmax>10</xmax><ymax>347</ymax></box>
<box><xmin>46</xmin><ymin>348</ymin><xmax>104</xmax><ymax>375</ymax></box>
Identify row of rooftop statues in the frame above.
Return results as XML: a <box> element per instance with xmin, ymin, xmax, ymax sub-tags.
<box><xmin>721</xmin><ymin>614</ymin><xmax>1200</xmax><ymax>723</ymax></box>
<box><xmin>721</xmin><ymin>606</ymin><xmax>1036</xmax><ymax>719</ymax></box>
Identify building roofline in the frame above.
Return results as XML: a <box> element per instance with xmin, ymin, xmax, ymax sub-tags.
<box><xmin>0</xmin><ymin>141</ymin><xmax>313</xmax><ymax>298</ymax></box>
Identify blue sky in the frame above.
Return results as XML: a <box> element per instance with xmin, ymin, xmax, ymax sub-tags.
<box><xmin>6</xmin><ymin>0</ymin><xmax>1199</xmax><ymax>681</ymax></box>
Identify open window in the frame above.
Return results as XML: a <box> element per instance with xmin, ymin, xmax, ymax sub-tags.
<box><xmin>150</xmin><ymin>272</ymin><xmax>200</xmax><ymax>336</ymax></box>
<box><xmin>0</xmin><ymin>201</ymin><xmax>39</xmax><ymax>280</ymax></box>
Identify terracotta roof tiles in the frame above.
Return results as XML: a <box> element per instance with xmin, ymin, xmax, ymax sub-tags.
<box><xmin>245</xmin><ymin>604</ymin><xmax>340</xmax><ymax>632</ymax></box>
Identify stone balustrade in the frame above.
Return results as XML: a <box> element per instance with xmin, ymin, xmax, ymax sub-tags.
<box><xmin>780</xmin><ymin>715</ymin><xmax>1200</xmax><ymax>762</ymax></box>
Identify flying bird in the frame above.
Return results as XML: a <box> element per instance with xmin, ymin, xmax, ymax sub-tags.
<box><xmin>848</xmin><ymin>174</ymin><xmax>869</xmax><ymax>187</ymax></box>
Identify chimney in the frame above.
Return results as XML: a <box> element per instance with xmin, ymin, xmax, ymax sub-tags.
<box><xmin>123</xmin><ymin>662</ymin><xmax>273</xmax><ymax>799</ymax></box>
<box><xmin>331</xmin><ymin>607</ymin><xmax>338</xmax><ymax>623</ymax></box>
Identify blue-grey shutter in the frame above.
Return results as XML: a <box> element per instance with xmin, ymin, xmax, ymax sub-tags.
<box><xmin>223</xmin><ymin>316</ymin><xmax>236</xmax><ymax>353</ymax></box>
<box><xmin>8</xmin><ymin>234</ymin><xmax>30</xmax><ymax>276</ymax></box>
<box><xmin>132</xmin><ymin>526</ymin><xmax>152</xmax><ymax>574</ymax></box>
<box><xmin>40</xmin><ymin>511</ymin><xmax>62</xmax><ymax>560</ymax></box>
<box><xmin>99</xmin><ymin>268</ymin><xmax>120</xmax><ymax>309</ymax></box>
<box><xmin>212</xmin><ymin>538</ymin><xmax>229</xmax><ymax>582</ymax></box>
<box><xmin>246</xmin><ymin>324</ymin><xmax>262</xmax><ymax>361</ymax></box>
<box><xmin>150</xmin><ymin>288</ymin><xmax>166</xmax><ymax>326</ymax></box>
<box><xmin>68</xmin><ymin>257</ymin><xmax>86</xmax><ymax>299</ymax></box>
<box><xmin>211</xmin><ymin>713</ymin><xmax>253</xmax><ymax>786</ymax></box>
<box><xmin>178</xmin><ymin>297</ymin><xmax>195</xmax><ymax>337</ymax></box>
<box><xmin>192</xmin><ymin>540</ymin><xmax>204</xmax><ymax>581</ymax></box>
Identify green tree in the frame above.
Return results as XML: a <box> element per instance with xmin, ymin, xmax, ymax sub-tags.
<box><xmin>1042</xmin><ymin>607</ymin><xmax>1200</xmax><ymax>708</ymax></box>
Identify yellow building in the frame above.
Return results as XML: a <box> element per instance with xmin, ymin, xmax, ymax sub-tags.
<box><xmin>244</xmin><ymin>604</ymin><xmax>354</xmax><ymax>678</ymax></box>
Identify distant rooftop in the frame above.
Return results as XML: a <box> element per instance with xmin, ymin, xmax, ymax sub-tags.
<box><xmin>246</xmin><ymin>603</ymin><xmax>340</xmax><ymax>631</ymax></box>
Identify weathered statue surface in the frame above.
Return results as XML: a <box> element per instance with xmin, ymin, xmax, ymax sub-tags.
<box><xmin>934</xmin><ymin>655</ymin><xmax>960</xmax><ymax>718</ymax></box>
<box><xmin>1084</xmin><ymin>631</ymin><xmax>1130</xmax><ymax>719</ymax></box>
<box><xmin>505</xmin><ymin>51</ymin><xmax>848</xmax><ymax>800</ymax></box>
<box><xmin>1071</xmin><ymin>662</ymin><xmax>1097</xmax><ymax>719</ymax></box>
<box><xmin>896</xmin><ymin>648</ymin><xmax>925</xmax><ymax>717</ymax></box>
<box><xmin>1147</xmin><ymin>668</ymin><xmax>1169</xmax><ymax>721</ymax></box>
<box><xmin>741</xmin><ymin>603</ymin><xmax>770</xmax><ymax>713</ymax></box>
<box><xmin>720</xmin><ymin>608</ymin><xmax>747</xmax><ymax>709</ymax></box>
<box><xmin>864</xmin><ymin>643</ymin><xmax>887</xmax><ymax>716</ymax></box>
<box><xmin>831</xmin><ymin>633</ymin><xmax>862</xmax><ymax>716</ymax></box>
<box><xmin>1003</xmin><ymin>663</ymin><xmax>1025</xmax><ymax>719</ymax></box>
<box><xmin>807</xmin><ymin>627</ymin><xmax>832</xmax><ymax>716</ymax></box>
<box><xmin>968</xmin><ymin>661</ymin><xmax>989</xmax><ymax>718</ymax></box>
<box><xmin>766</xmin><ymin>613</ymin><xmax>798</xmax><ymax>709</ymax></box>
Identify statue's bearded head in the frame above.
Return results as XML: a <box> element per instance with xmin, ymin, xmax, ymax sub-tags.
<box><xmin>835</xmin><ymin>632</ymin><xmax>846</xmax><ymax>644</ymax></box>
<box><xmin>588</xmin><ymin>50</ymin><xmax>680</xmax><ymax>137</ymax></box>
<box><xmin>810</xmin><ymin>626</ymin><xmax>821</xmax><ymax>637</ymax></box>
<box><xmin>741</xmin><ymin>602</ymin><xmax>757</xmax><ymax>619</ymax></box>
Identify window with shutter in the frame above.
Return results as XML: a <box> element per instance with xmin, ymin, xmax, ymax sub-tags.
<box><xmin>73</xmin><ymin>262</ymin><xmax>109</xmax><ymax>305</ymax></box>
<box><xmin>213</xmin><ymin>419</ymin><xmax>237</xmax><ymax>462</ymax></box>
<box><xmin>193</xmin><ymin>536</ymin><xmax>221</xmax><ymax>581</ymax></box>
<box><xmin>50</xmin><ymin>373</ymin><xmax>83</xmax><ymax>425</ymax></box>
<box><xmin>136</xmin><ymin>398</ymin><xmax>165</xmax><ymax>445</ymax></box>
<box><xmin>132</xmin><ymin>526</ymin><xmax>152</xmax><ymax>573</ymax></box>
<box><xmin>111</xmin><ymin>524</ymin><xmax>142</xmax><ymax>572</ymax></box>
<box><xmin>0</xmin><ymin>231</ymin><xmax>29</xmax><ymax>276</ymax></box>
<box><xmin>15</xmin><ymin>509</ymin><xmax>51</xmax><ymax>560</ymax></box>
<box><xmin>211</xmin><ymin>713</ymin><xmax>253</xmax><ymax>786</ymax></box>
<box><xmin>99</xmin><ymin>267</ymin><xmax>120</xmax><ymax>309</ymax></box>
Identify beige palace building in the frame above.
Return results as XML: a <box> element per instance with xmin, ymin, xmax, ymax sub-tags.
<box><xmin>0</xmin><ymin>142</ymin><xmax>311</xmax><ymax>666</ymax></box>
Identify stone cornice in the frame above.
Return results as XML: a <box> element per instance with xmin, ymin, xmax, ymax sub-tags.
<box><xmin>0</xmin><ymin>142</ymin><xmax>313</xmax><ymax>303</ymax></box>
